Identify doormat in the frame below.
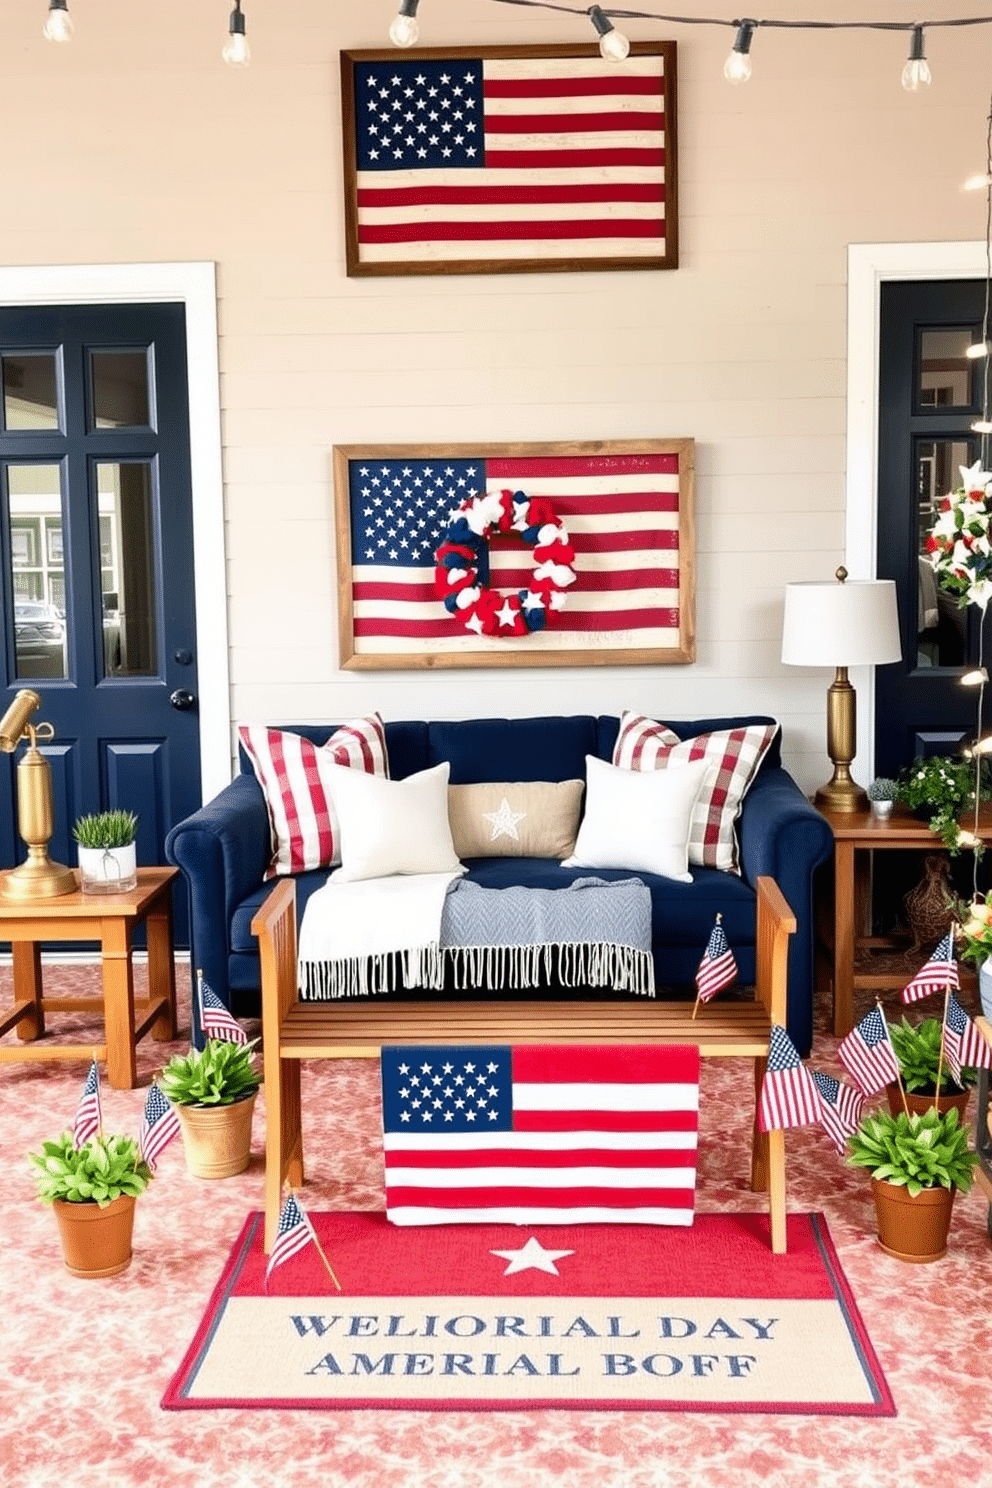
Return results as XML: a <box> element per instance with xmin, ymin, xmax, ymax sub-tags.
<box><xmin>162</xmin><ymin>1210</ymin><xmax>895</xmax><ymax>1415</ymax></box>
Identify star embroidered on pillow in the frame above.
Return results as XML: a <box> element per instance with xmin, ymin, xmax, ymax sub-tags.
<box><xmin>483</xmin><ymin>796</ymin><xmax>527</xmax><ymax>842</ymax></box>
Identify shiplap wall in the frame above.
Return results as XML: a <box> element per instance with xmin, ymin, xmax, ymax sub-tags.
<box><xmin>0</xmin><ymin>1</ymin><xmax>986</xmax><ymax>791</ymax></box>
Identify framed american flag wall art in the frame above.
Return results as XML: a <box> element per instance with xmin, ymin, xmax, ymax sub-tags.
<box><xmin>333</xmin><ymin>439</ymin><xmax>695</xmax><ymax>670</ymax></box>
<box><xmin>339</xmin><ymin>41</ymin><xmax>678</xmax><ymax>277</ymax></box>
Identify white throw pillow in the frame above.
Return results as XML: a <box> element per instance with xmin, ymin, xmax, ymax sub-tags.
<box><xmin>562</xmin><ymin>754</ymin><xmax>710</xmax><ymax>882</ymax></box>
<box><xmin>325</xmin><ymin>760</ymin><xmax>464</xmax><ymax>882</ymax></box>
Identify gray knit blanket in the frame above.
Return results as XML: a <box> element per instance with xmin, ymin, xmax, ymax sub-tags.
<box><xmin>298</xmin><ymin>874</ymin><xmax>655</xmax><ymax>999</ymax></box>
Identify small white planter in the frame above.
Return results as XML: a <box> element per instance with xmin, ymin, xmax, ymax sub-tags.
<box><xmin>980</xmin><ymin>957</ymin><xmax>992</xmax><ymax>1023</ymax></box>
<box><xmin>77</xmin><ymin>843</ymin><xmax>137</xmax><ymax>894</ymax></box>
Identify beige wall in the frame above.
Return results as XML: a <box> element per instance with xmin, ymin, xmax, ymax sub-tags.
<box><xmin>2</xmin><ymin>1</ymin><xmax>987</xmax><ymax>790</ymax></box>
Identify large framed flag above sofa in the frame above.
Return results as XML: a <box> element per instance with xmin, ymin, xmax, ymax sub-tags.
<box><xmin>333</xmin><ymin>439</ymin><xmax>694</xmax><ymax>670</ymax></box>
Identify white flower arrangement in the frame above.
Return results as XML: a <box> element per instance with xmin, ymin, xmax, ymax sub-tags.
<box><xmin>926</xmin><ymin>460</ymin><xmax>992</xmax><ymax>609</ymax></box>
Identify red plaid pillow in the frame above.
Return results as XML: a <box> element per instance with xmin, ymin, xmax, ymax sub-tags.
<box><xmin>612</xmin><ymin>710</ymin><xmax>779</xmax><ymax>874</ymax></box>
<box><xmin>239</xmin><ymin>715</ymin><xmax>389</xmax><ymax>878</ymax></box>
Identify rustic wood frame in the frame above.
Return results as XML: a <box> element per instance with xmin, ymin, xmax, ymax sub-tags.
<box><xmin>333</xmin><ymin>438</ymin><xmax>695</xmax><ymax>671</ymax></box>
<box><xmin>340</xmin><ymin>41</ymin><xmax>678</xmax><ymax>278</ymax></box>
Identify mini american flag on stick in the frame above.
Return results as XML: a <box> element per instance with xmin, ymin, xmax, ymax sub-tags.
<box><xmin>694</xmin><ymin>914</ymin><xmax>738</xmax><ymax>1008</ymax></box>
<box><xmin>138</xmin><ymin>1082</ymin><xmax>180</xmax><ymax>1171</ymax></box>
<box><xmin>836</xmin><ymin>1006</ymin><xmax>901</xmax><ymax>1097</ymax></box>
<box><xmin>758</xmin><ymin>1026</ymin><xmax>824</xmax><ymax>1133</ymax></box>
<box><xmin>265</xmin><ymin>1193</ymin><xmax>342</xmax><ymax>1292</ymax></box>
<box><xmin>198</xmin><ymin>972</ymin><xmax>249</xmax><ymax>1046</ymax></box>
<box><xmin>901</xmin><ymin>931</ymin><xmax>959</xmax><ymax>1004</ymax></box>
<box><xmin>72</xmin><ymin>1061</ymin><xmax>102</xmax><ymax>1149</ymax></box>
<box><xmin>810</xmin><ymin>1070</ymin><xmax>865</xmax><ymax>1155</ymax></box>
<box><xmin>941</xmin><ymin>990</ymin><xmax>992</xmax><ymax>1088</ymax></box>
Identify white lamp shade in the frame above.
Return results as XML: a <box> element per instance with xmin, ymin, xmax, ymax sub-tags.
<box><xmin>781</xmin><ymin>578</ymin><xmax>901</xmax><ymax>667</ymax></box>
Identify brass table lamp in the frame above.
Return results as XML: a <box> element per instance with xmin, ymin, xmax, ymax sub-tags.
<box><xmin>781</xmin><ymin>568</ymin><xmax>902</xmax><ymax>813</ymax></box>
<box><xmin>0</xmin><ymin>688</ymin><xmax>77</xmax><ymax>900</ymax></box>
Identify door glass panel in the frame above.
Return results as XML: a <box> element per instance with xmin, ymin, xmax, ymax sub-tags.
<box><xmin>2</xmin><ymin>353</ymin><xmax>59</xmax><ymax>430</ymax></box>
<box><xmin>916</xmin><ymin>436</ymin><xmax>972</xmax><ymax>669</ymax></box>
<box><xmin>96</xmin><ymin>461</ymin><xmax>157</xmax><ymax>677</ymax></box>
<box><xmin>90</xmin><ymin>350</ymin><xmax>151</xmax><ymax>429</ymax></box>
<box><xmin>5</xmin><ymin>462</ymin><xmax>67</xmax><ymax>679</ymax></box>
<box><xmin>917</xmin><ymin>328</ymin><xmax>974</xmax><ymax>410</ymax></box>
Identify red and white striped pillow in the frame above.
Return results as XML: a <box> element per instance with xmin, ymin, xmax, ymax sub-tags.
<box><xmin>612</xmin><ymin>710</ymin><xmax>779</xmax><ymax>874</ymax></box>
<box><xmin>239</xmin><ymin>715</ymin><xmax>389</xmax><ymax>879</ymax></box>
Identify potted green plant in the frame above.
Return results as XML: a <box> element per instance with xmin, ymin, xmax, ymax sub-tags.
<box><xmin>27</xmin><ymin>1131</ymin><xmax>152</xmax><ymax>1278</ymax></box>
<box><xmin>159</xmin><ymin>1038</ymin><xmax>261</xmax><ymax>1178</ymax></box>
<box><xmin>847</xmin><ymin>1105</ymin><xmax>978</xmax><ymax>1262</ymax></box>
<box><xmin>897</xmin><ymin>756</ymin><xmax>977</xmax><ymax>851</ymax></box>
<box><xmin>73</xmin><ymin>809</ymin><xmax>139</xmax><ymax>893</ymax></box>
<box><xmin>886</xmin><ymin>1015</ymin><xmax>976</xmax><ymax>1118</ymax></box>
<box><xmin>954</xmin><ymin>894</ymin><xmax>992</xmax><ymax>1020</ymax></box>
<box><xmin>867</xmin><ymin>777</ymin><xmax>899</xmax><ymax>819</ymax></box>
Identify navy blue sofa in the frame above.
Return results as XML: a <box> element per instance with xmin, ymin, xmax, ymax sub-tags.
<box><xmin>165</xmin><ymin>714</ymin><xmax>833</xmax><ymax>1055</ymax></box>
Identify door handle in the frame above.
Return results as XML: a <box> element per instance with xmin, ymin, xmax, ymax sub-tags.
<box><xmin>169</xmin><ymin>689</ymin><xmax>196</xmax><ymax>711</ymax></box>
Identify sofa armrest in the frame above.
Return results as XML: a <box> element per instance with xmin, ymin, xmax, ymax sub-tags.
<box><xmin>737</xmin><ymin>769</ymin><xmax>834</xmax><ymax>1056</ymax></box>
<box><xmin>165</xmin><ymin>773</ymin><xmax>272</xmax><ymax>1026</ymax></box>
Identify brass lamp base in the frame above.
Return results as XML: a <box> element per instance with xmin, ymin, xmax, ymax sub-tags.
<box><xmin>0</xmin><ymin>848</ymin><xmax>77</xmax><ymax>901</ymax></box>
<box><xmin>814</xmin><ymin>772</ymin><xmax>869</xmax><ymax>814</ymax></box>
<box><xmin>815</xmin><ymin>664</ymin><xmax>869</xmax><ymax>813</ymax></box>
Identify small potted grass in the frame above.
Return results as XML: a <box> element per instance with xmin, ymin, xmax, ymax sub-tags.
<box><xmin>73</xmin><ymin>809</ymin><xmax>138</xmax><ymax>893</ymax></box>
<box><xmin>28</xmin><ymin>1130</ymin><xmax>152</xmax><ymax>1278</ymax></box>
<box><xmin>886</xmin><ymin>1016</ymin><xmax>976</xmax><ymax>1120</ymax></box>
<box><xmin>159</xmin><ymin>1038</ymin><xmax>261</xmax><ymax>1178</ymax></box>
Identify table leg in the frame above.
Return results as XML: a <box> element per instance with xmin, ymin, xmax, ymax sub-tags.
<box><xmin>100</xmin><ymin>919</ymin><xmax>138</xmax><ymax>1090</ymax></box>
<box><xmin>833</xmin><ymin>840</ymin><xmax>856</xmax><ymax>1037</ymax></box>
<box><xmin>12</xmin><ymin>941</ymin><xmax>44</xmax><ymax>1040</ymax></box>
<box><xmin>146</xmin><ymin>891</ymin><xmax>178</xmax><ymax>1041</ymax></box>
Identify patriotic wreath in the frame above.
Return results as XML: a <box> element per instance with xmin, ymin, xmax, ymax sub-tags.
<box><xmin>433</xmin><ymin>488</ymin><xmax>576</xmax><ymax>637</ymax></box>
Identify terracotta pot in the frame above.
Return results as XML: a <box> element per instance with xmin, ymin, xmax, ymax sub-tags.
<box><xmin>176</xmin><ymin>1090</ymin><xmax>257</xmax><ymax>1178</ymax></box>
<box><xmin>885</xmin><ymin>1084</ymin><xmax>971</xmax><ymax>1121</ymax></box>
<box><xmin>53</xmin><ymin>1194</ymin><xmax>136</xmax><ymax>1278</ymax></box>
<box><xmin>871</xmin><ymin>1177</ymin><xmax>955</xmax><ymax>1263</ymax></box>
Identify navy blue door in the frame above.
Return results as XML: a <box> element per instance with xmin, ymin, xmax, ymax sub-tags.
<box><xmin>0</xmin><ymin>303</ymin><xmax>199</xmax><ymax>945</ymax></box>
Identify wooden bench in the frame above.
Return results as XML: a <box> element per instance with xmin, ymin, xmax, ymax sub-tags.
<box><xmin>253</xmin><ymin>874</ymin><xmax>796</xmax><ymax>1254</ymax></box>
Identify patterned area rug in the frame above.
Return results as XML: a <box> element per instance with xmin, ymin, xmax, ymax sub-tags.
<box><xmin>163</xmin><ymin>1210</ymin><xmax>894</xmax><ymax>1415</ymax></box>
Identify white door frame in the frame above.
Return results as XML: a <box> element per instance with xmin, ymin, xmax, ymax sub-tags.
<box><xmin>846</xmin><ymin>240</ymin><xmax>985</xmax><ymax>778</ymax></box>
<box><xmin>0</xmin><ymin>261</ymin><xmax>230</xmax><ymax>803</ymax></box>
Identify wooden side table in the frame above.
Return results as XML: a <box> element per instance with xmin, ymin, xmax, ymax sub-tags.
<box><xmin>0</xmin><ymin>865</ymin><xmax>179</xmax><ymax>1089</ymax></box>
<box><xmin>815</xmin><ymin>805</ymin><xmax>992</xmax><ymax>1037</ymax></box>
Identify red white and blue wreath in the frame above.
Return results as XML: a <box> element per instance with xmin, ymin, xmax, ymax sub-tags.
<box><xmin>433</xmin><ymin>488</ymin><xmax>576</xmax><ymax>637</ymax></box>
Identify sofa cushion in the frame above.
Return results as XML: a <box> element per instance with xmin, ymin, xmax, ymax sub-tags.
<box><xmin>563</xmin><ymin>754</ymin><xmax>709</xmax><ymax>881</ymax></box>
<box><xmin>427</xmin><ymin>715</ymin><xmax>598</xmax><ymax>784</ymax></box>
<box><xmin>612</xmin><ymin>711</ymin><xmax>780</xmax><ymax>874</ymax></box>
<box><xmin>326</xmin><ymin>761</ymin><xmax>463</xmax><ymax>882</ymax></box>
<box><xmin>239</xmin><ymin>714</ymin><xmax>389</xmax><ymax>878</ymax></box>
<box><xmin>448</xmin><ymin>779</ymin><xmax>585</xmax><ymax>860</ymax></box>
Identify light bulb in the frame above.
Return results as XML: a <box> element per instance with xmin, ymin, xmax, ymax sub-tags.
<box><xmin>964</xmin><ymin>173</ymin><xmax>992</xmax><ymax>192</ymax></box>
<box><xmin>389</xmin><ymin>14</ymin><xmax>419</xmax><ymax>47</ymax></box>
<box><xmin>724</xmin><ymin>20</ymin><xmax>755</xmax><ymax>85</ymax></box>
<box><xmin>967</xmin><ymin>342</ymin><xmax>991</xmax><ymax>359</ymax></box>
<box><xmin>971</xmin><ymin>419</ymin><xmax>992</xmax><ymax>434</ymax></box>
<box><xmin>901</xmin><ymin>26</ymin><xmax>931</xmax><ymax>91</ymax></box>
<box><xmin>599</xmin><ymin>27</ymin><xmax>630</xmax><ymax>62</ymax></box>
<box><xmin>901</xmin><ymin>57</ymin><xmax>931</xmax><ymax>92</ymax></box>
<box><xmin>723</xmin><ymin>51</ymin><xmax>752</xmax><ymax>84</ymax></box>
<box><xmin>43</xmin><ymin>3</ymin><xmax>73</xmax><ymax>42</ymax></box>
<box><xmin>223</xmin><ymin>31</ymin><xmax>250</xmax><ymax>65</ymax></box>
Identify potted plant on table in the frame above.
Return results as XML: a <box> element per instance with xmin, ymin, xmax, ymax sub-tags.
<box><xmin>867</xmin><ymin>778</ymin><xmax>899</xmax><ymax>819</ymax></box>
<box><xmin>28</xmin><ymin>1131</ymin><xmax>152</xmax><ymax>1278</ymax></box>
<box><xmin>896</xmin><ymin>756</ymin><xmax>978</xmax><ymax>852</ymax></box>
<box><xmin>73</xmin><ymin>809</ymin><xmax>139</xmax><ymax>894</ymax></box>
<box><xmin>160</xmin><ymin>1037</ymin><xmax>261</xmax><ymax>1178</ymax></box>
<box><xmin>886</xmin><ymin>1015</ymin><xmax>976</xmax><ymax>1120</ymax></box>
<box><xmin>847</xmin><ymin>1104</ymin><xmax>978</xmax><ymax>1263</ymax></box>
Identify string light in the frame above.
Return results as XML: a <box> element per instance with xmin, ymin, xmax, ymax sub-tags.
<box><xmin>43</xmin><ymin>0</ymin><xmax>72</xmax><ymax>44</ymax></box>
<box><xmin>587</xmin><ymin>6</ymin><xmax>631</xmax><ymax>62</ymax></box>
<box><xmin>222</xmin><ymin>0</ymin><xmax>250</xmax><ymax>67</ymax></box>
<box><xmin>901</xmin><ymin>25</ymin><xmax>931</xmax><ymax>91</ymax></box>
<box><xmin>723</xmin><ymin>20</ymin><xmax>755</xmax><ymax>84</ymax></box>
<box><xmin>389</xmin><ymin>0</ymin><xmax>421</xmax><ymax>47</ymax></box>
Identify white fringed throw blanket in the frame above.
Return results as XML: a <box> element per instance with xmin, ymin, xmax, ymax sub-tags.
<box><xmin>297</xmin><ymin>873</ymin><xmax>654</xmax><ymax>999</ymax></box>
